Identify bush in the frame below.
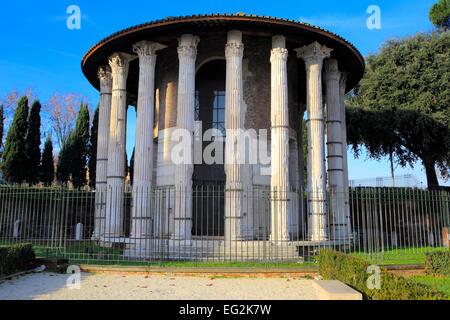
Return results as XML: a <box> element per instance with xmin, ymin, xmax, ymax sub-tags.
<box><xmin>0</xmin><ymin>243</ymin><xmax>36</xmax><ymax>276</ymax></box>
<box><xmin>318</xmin><ymin>250</ymin><xmax>448</xmax><ymax>300</ymax></box>
<box><xmin>425</xmin><ymin>251</ymin><xmax>450</xmax><ymax>276</ymax></box>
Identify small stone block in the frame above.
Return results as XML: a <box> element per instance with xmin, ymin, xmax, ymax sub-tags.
<box><xmin>312</xmin><ymin>280</ymin><xmax>362</xmax><ymax>300</ymax></box>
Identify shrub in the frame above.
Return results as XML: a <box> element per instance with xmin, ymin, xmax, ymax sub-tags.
<box><xmin>0</xmin><ymin>243</ymin><xmax>36</xmax><ymax>276</ymax></box>
<box><xmin>318</xmin><ymin>250</ymin><xmax>448</xmax><ymax>300</ymax></box>
<box><xmin>425</xmin><ymin>251</ymin><xmax>450</xmax><ymax>276</ymax></box>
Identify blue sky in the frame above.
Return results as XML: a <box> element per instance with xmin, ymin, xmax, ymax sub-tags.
<box><xmin>0</xmin><ymin>0</ymin><xmax>447</xmax><ymax>187</ymax></box>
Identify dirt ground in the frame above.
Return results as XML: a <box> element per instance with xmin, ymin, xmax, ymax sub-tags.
<box><xmin>0</xmin><ymin>271</ymin><xmax>320</xmax><ymax>300</ymax></box>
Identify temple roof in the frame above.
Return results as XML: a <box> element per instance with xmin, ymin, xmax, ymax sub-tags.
<box><xmin>81</xmin><ymin>13</ymin><xmax>365</xmax><ymax>93</ymax></box>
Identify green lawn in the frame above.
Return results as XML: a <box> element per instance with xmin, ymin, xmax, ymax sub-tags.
<box><xmin>409</xmin><ymin>275</ymin><xmax>450</xmax><ymax>296</ymax></box>
<box><xmin>352</xmin><ymin>246</ymin><xmax>447</xmax><ymax>265</ymax></box>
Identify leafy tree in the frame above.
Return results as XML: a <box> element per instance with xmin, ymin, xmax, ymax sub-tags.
<box><xmin>56</xmin><ymin>132</ymin><xmax>74</xmax><ymax>185</ymax></box>
<box><xmin>347</xmin><ymin>31</ymin><xmax>450</xmax><ymax>189</ymax></box>
<box><xmin>40</xmin><ymin>135</ymin><xmax>55</xmax><ymax>187</ymax></box>
<box><xmin>71</xmin><ymin>104</ymin><xmax>90</xmax><ymax>189</ymax></box>
<box><xmin>429</xmin><ymin>0</ymin><xmax>450</xmax><ymax>30</ymax></box>
<box><xmin>25</xmin><ymin>100</ymin><xmax>42</xmax><ymax>185</ymax></box>
<box><xmin>88</xmin><ymin>106</ymin><xmax>99</xmax><ymax>189</ymax></box>
<box><xmin>1</xmin><ymin>96</ymin><xmax>29</xmax><ymax>183</ymax></box>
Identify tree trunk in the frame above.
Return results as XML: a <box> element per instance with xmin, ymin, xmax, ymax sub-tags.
<box><xmin>389</xmin><ymin>151</ymin><xmax>395</xmax><ymax>187</ymax></box>
<box><xmin>423</xmin><ymin>159</ymin><xmax>439</xmax><ymax>190</ymax></box>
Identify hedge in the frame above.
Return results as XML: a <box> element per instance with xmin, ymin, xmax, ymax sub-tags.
<box><xmin>0</xmin><ymin>243</ymin><xmax>36</xmax><ymax>276</ymax></box>
<box><xmin>425</xmin><ymin>251</ymin><xmax>450</xmax><ymax>276</ymax></box>
<box><xmin>318</xmin><ymin>250</ymin><xmax>448</xmax><ymax>300</ymax></box>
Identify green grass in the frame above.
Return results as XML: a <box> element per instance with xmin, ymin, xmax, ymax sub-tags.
<box><xmin>409</xmin><ymin>275</ymin><xmax>450</xmax><ymax>296</ymax></box>
<box><xmin>4</xmin><ymin>240</ymin><xmax>447</xmax><ymax>268</ymax></box>
<box><xmin>352</xmin><ymin>247</ymin><xmax>448</xmax><ymax>265</ymax></box>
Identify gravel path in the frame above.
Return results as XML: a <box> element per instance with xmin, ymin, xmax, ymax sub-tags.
<box><xmin>0</xmin><ymin>272</ymin><xmax>319</xmax><ymax>300</ymax></box>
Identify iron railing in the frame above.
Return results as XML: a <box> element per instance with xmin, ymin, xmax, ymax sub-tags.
<box><xmin>0</xmin><ymin>185</ymin><xmax>448</xmax><ymax>265</ymax></box>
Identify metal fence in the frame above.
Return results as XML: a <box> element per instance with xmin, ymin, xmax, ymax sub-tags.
<box><xmin>0</xmin><ymin>185</ymin><xmax>448</xmax><ymax>265</ymax></box>
<box><xmin>349</xmin><ymin>174</ymin><xmax>424</xmax><ymax>189</ymax></box>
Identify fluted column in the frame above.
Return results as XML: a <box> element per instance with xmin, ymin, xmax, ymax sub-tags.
<box><xmin>270</xmin><ymin>35</ymin><xmax>290</xmax><ymax>242</ymax></box>
<box><xmin>295</xmin><ymin>42</ymin><xmax>332</xmax><ymax>241</ymax></box>
<box><xmin>324</xmin><ymin>59</ymin><xmax>345</xmax><ymax>241</ymax></box>
<box><xmin>172</xmin><ymin>34</ymin><xmax>199</xmax><ymax>241</ymax></box>
<box><xmin>105</xmin><ymin>52</ymin><xmax>135</xmax><ymax>239</ymax></box>
<box><xmin>224</xmin><ymin>30</ymin><xmax>244</xmax><ymax>241</ymax></box>
<box><xmin>339</xmin><ymin>72</ymin><xmax>352</xmax><ymax>242</ymax></box>
<box><xmin>131</xmin><ymin>41</ymin><xmax>166</xmax><ymax>241</ymax></box>
<box><xmin>93</xmin><ymin>65</ymin><xmax>112</xmax><ymax>239</ymax></box>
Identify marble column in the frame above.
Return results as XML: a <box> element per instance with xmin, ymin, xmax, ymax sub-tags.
<box><xmin>339</xmin><ymin>72</ymin><xmax>352</xmax><ymax>241</ymax></box>
<box><xmin>172</xmin><ymin>34</ymin><xmax>199</xmax><ymax>240</ymax></box>
<box><xmin>295</xmin><ymin>42</ymin><xmax>332</xmax><ymax>241</ymax></box>
<box><xmin>93</xmin><ymin>65</ymin><xmax>112</xmax><ymax>239</ymax></box>
<box><xmin>324</xmin><ymin>59</ymin><xmax>346</xmax><ymax>241</ymax></box>
<box><xmin>269</xmin><ymin>35</ymin><xmax>290</xmax><ymax>242</ymax></box>
<box><xmin>130</xmin><ymin>41</ymin><xmax>166</xmax><ymax>241</ymax></box>
<box><xmin>224</xmin><ymin>30</ymin><xmax>244</xmax><ymax>241</ymax></box>
<box><xmin>105</xmin><ymin>52</ymin><xmax>135</xmax><ymax>239</ymax></box>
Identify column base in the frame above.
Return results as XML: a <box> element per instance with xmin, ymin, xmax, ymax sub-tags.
<box><xmin>309</xmin><ymin>235</ymin><xmax>328</xmax><ymax>242</ymax></box>
<box><xmin>269</xmin><ymin>236</ymin><xmax>290</xmax><ymax>243</ymax></box>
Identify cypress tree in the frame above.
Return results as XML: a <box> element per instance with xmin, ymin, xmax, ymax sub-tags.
<box><xmin>71</xmin><ymin>104</ymin><xmax>90</xmax><ymax>189</ymax></box>
<box><xmin>1</xmin><ymin>96</ymin><xmax>29</xmax><ymax>183</ymax></box>
<box><xmin>88</xmin><ymin>106</ymin><xmax>99</xmax><ymax>189</ymax></box>
<box><xmin>40</xmin><ymin>135</ymin><xmax>54</xmax><ymax>187</ymax></box>
<box><xmin>25</xmin><ymin>100</ymin><xmax>42</xmax><ymax>185</ymax></box>
<box><xmin>56</xmin><ymin>132</ymin><xmax>74</xmax><ymax>185</ymax></box>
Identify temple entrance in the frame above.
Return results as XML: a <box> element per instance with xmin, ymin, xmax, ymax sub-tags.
<box><xmin>192</xmin><ymin>60</ymin><xmax>226</xmax><ymax>237</ymax></box>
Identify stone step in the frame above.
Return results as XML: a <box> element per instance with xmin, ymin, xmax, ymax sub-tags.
<box><xmin>312</xmin><ymin>280</ymin><xmax>362</xmax><ymax>300</ymax></box>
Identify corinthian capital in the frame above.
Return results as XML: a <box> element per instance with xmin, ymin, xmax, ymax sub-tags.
<box><xmin>295</xmin><ymin>41</ymin><xmax>333</xmax><ymax>67</ymax></box>
<box><xmin>177</xmin><ymin>34</ymin><xmax>200</xmax><ymax>60</ymax></box>
<box><xmin>97</xmin><ymin>65</ymin><xmax>112</xmax><ymax>93</ymax></box>
<box><xmin>225</xmin><ymin>30</ymin><xmax>244</xmax><ymax>59</ymax></box>
<box><xmin>225</xmin><ymin>42</ymin><xmax>244</xmax><ymax>59</ymax></box>
<box><xmin>133</xmin><ymin>40</ymin><xmax>167</xmax><ymax>59</ymax></box>
<box><xmin>108</xmin><ymin>52</ymin><xmax>136</xmax><ymax>75</ymax></box>
<box><xmin>270</xmin><ymin>48</ymin><xmax>288</xmax><ymax>63</ymax></box>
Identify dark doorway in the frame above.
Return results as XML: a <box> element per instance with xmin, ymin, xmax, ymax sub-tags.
<box><xmin>192</xmin><ymin>59</ymin><xmax>226</xmax><ymax>237</ymax></box>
